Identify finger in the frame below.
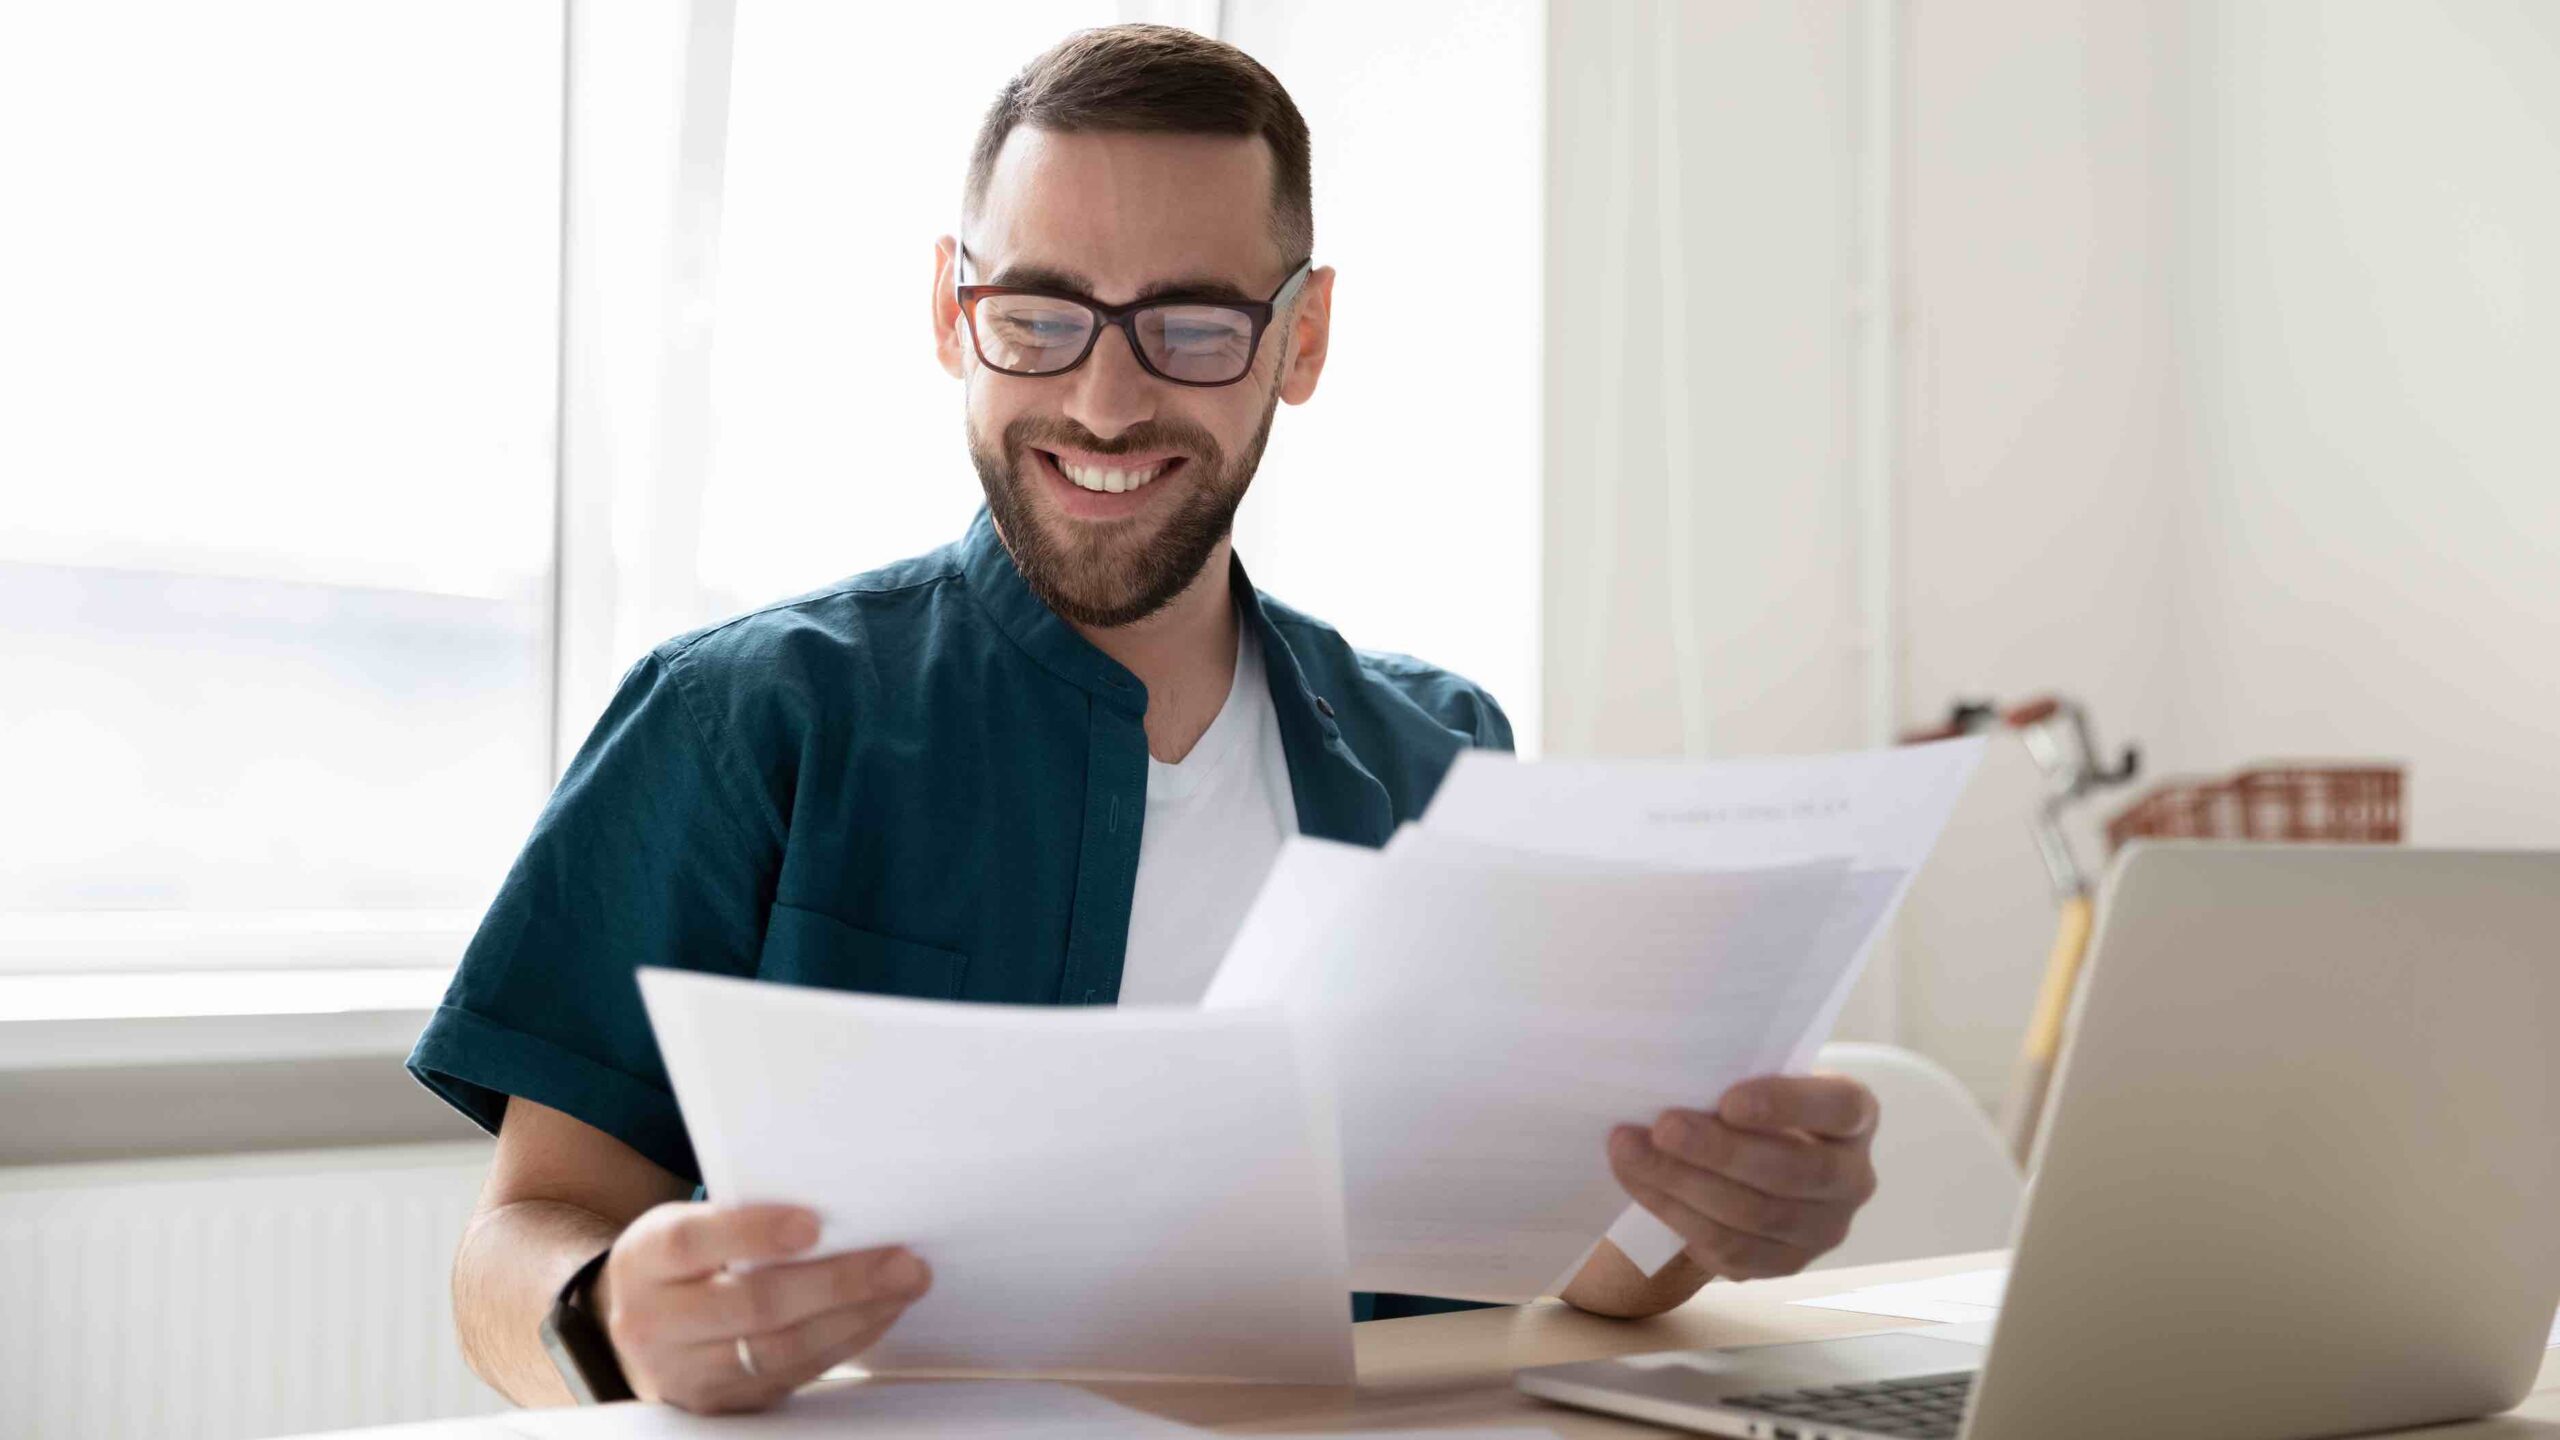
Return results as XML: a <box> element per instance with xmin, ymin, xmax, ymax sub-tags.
<box><xmin>680</xmin><ymin>1246</ymin><xmax>929</xmax><ymax>1345</ymax></box>
<box><xmin>1646</xmin><ymin>1111</ymin><xmax>1872</xmax><ymax>1202</ymax></box>
<box><xmin>1610</xmin><ymin>1129</ymin><xmax>1849</xmax><ymax>1250</ymax></box>
<box><xmin>638</xmin><ymin>1203</ymin><xmax>822</xmax><ymax>1281</ymax></box>
<box><xmin>1718</xmin><ymin>1073</ymin><xmax>1879</xmax><ymax>1141</ymax></box>
<box><xmin>729</xmin><ymin>1285</ymin><xmax>925</xmax><ymax>1393</ymax></box>
<box><xmin>1616</xmin><ymin>1170</ymin><xmax>1818</xmax><ymax>1282</ymax></box>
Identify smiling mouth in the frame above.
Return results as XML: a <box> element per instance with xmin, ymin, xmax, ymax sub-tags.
<box><xmin>1035</xmin><ymin>448</ymin><xmax>1186</xmax><ymax>495</ymax></box>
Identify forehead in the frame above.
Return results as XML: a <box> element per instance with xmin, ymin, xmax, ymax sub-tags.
<box><xmin>973</xmin><ymin>127</ymin><xmax>1282</xmax><ymax>298</ymax></box>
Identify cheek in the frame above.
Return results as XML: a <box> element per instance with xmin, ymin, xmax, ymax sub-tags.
<box><xmin>1187</xmin><ymin>397</ymin><xmax>1265</xmax><ymax>457</ymax></box>
<box><xmin>965</xmin><ymin>382</ymin><xmax>1032</xmax><ymax>451</ymax></box>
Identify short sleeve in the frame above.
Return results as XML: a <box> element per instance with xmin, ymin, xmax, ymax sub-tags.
<box><xmin>406</xmin><ymin>646</ymin><xmax>782</xmax><ymax>1186</ymax></box>
<box><xmin>1467</xmin><ymin>686</ymin><xmax>1517</xmax><ymax>754</ymax></box>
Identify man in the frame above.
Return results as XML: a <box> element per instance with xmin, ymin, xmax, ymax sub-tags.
<box><xmin>412</xmin><ymin>24</ymin><xmax>1881</xmax><ymax>1416</ymax></box>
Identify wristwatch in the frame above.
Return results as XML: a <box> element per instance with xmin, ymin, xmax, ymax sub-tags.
<box><xmin>538</xmin><ymin>1247</ymin><xmax>636</xmax><ymax>1404</ymax></box>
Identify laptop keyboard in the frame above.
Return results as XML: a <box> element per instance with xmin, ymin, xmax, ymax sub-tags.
<box><xmin>1721</xmin><ymin>1370</ymin><xmax>1976</xmax><ymax>1439</ymax></box>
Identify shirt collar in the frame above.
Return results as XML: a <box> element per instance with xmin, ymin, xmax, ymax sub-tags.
<box><xmin>958</xmin><ymin>504</ymin><xmax>1148</xmax><ymax>712</ymax></box>
<box><xmin>956</xmin><ymin>504</ymin><xmax>1395</xmax><ymax>846</ymax></box>
<box><xmin>1242</xmin><ymin>563</ymin><xmax>1397</xmax><ymax>847</ymax></box>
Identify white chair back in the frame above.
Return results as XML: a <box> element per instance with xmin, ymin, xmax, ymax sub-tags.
<box><xmin>1808</xmin><ymin>1041</ymin><xmax>2023</xmax><ymax>1271</ymax></box>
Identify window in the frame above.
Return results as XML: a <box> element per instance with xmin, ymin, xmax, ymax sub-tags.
<box><xmin>0</xmin><ymin>2</ymin><xmax>563</xmax><ymax>971</ymax></box>
<box><xmin>1</xmin><ymin>1</ymin><xmax>1543</xmax><ymax>997</ymax></box>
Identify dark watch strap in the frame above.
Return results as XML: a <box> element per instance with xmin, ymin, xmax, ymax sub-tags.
<box><xmin>538</xmin><ymin>1247</ymin><xmax>636</xmax><ymax>1404</ymax></box>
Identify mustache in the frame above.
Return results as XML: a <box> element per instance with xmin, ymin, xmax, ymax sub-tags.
<box><xmin>1006</xmin><ymin>415</ymin><xmax>1224</xmax><ymax>464</ymax></box>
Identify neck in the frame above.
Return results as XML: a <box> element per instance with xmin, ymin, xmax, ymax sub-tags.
<box><xmin>1071</xmin><ymin>534</ymin><xmax>1242</xmax><ymax>763</ymax></box>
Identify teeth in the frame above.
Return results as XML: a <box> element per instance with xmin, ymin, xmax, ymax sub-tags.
<box><xmin>1057</xmin><ymin>456</ymin><xmax>1166</xmax><ymax>494</ymax></box>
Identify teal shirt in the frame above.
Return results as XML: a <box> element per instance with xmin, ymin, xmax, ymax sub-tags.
<box><xmin>407</xmin><ymin>506</ymin><xmax>1514</xmax><ymax>1323</ymax></box>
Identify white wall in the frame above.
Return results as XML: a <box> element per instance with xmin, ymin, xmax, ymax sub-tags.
<box><xmin>1544</xmin><ymin>0</ymin><xmax>2560</xmax><ymax>1104</ymax></box>
<box><xmin>1893</xmin><ymin>1</ymin><xmax>2191</xmax><ymax>1099</ymax></box>
<box><xmin>2164</xmin><ymin>1</ymin><xmax>2560</xmax><ymax>848</ymax></box>
<box><xmin>1544</xmin><ymin>1</ymin><xmax>1862</xmax><ymax>765</ymax></box>
<box><xmin>1907</xmin><ymin>0</ymin><xmax>2560</xmax><ymax>1100</ymax></box>
<box><xmin>1222</xmin><ymin>0</ymin><xmax>1546</xmax><ymax>754</ymax></box>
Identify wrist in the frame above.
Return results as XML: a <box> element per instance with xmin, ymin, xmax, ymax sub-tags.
<box><xmin>588</xmin><ymin>1255</ymin><xmax>616</xmax><ymax>1332</ymax></box>
<box><xmin>540</xmin><ymin>1246</ymin><xmax>634</xmax><ymax>1404</ymax></box>
<box><xmin>1561</xmin><ymin>1240</ymin><xmax>1712</xmax><ymax>1318</ymax></box>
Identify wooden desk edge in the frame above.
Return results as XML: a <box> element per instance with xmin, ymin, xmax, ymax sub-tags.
<box><xmin>838</xmin><ymin>1248</ymin><xmax>2560</xmax><ymax>1438</ymax></box>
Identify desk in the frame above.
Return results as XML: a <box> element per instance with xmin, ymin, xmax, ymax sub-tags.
<box><xmin>295</xmin><ymin>1250</ymin><xmax>2560</xmax><ymax>1437</ymax></box>
<box><xmin>1068</xmin><ymin>1250</ymin><xmax>2560</xmax><ymax>1437</ymax></box>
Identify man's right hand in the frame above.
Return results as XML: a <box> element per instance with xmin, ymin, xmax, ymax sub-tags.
<box><xmin>593</xmin><ymin>1201</ymin><xmax>931</xmax><ymax>1414</ymax></box>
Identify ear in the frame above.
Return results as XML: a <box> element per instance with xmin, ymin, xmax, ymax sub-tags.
<box><xmin>1277</xmin><ymin>265</ymin><xmax>1335</xmax><ymax>406</ymax></box>
<box><xmin>932</xmin><ymin>234</ymin><xmax>968</xmax><ymax>380</ymax></box>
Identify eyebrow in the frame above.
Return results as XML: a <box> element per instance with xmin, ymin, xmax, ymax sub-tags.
<box><xmin>980</xmin><ymin>257</ymin><xmax>1257</xmax><ymax>306</ymax></box>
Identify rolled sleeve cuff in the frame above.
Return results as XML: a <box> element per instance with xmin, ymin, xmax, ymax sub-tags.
<box><xmin>405</xmin><ymin>1003</ymin><xmax>700</xmax><ymax>1187</ymax></box>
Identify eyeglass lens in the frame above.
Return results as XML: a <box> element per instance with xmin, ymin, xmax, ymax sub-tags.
<box><xmin>971</xmin><ymin>295</ymin><xmax>1260</xmax><ymax>384</ymax></box>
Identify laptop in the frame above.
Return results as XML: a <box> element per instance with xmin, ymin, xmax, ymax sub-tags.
<box><xmin>1517</xmin><ymin>844</ymin><xmax>2560</xmax><ymax>1440</ymax></box>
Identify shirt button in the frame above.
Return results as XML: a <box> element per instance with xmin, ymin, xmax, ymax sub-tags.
<box><xmin>1082</xmin><ymin>988</ymin><xmax>1101</xmax><ymax>1003</ymax></box>
<box><xmin>1314</xmin><ymin>696</ymin><xmax>1336</xmax><ymax>719</ymax></box>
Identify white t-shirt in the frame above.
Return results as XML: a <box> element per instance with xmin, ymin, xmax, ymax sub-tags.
<box><xmin>1116</xmin><ymin>610</ymin><xmax>1298</xmax><ymax>1006</ymax></box>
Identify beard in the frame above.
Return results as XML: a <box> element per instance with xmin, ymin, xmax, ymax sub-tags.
<box><xmin>968</xmin><ymin>380</ymin><xmax>1283</xmax><ymax>629</ymax></box>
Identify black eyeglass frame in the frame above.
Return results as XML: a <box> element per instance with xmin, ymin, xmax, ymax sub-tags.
<box><xmin>953</xmin><ymin>240</ymin><xmax>1315</xmax><ymax>389</ymax></box>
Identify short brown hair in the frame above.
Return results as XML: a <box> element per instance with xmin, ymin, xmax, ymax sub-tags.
<box><xmin>963</xmin><ymin>24</ymin><xmax>1313</xmax><ymax>262</ymax></box>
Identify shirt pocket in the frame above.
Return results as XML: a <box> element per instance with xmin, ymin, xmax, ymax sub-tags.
<box><xmin>755</xmin><ymin>901</ymin><xmax>969</xmax><ymax>1001</ymax></box>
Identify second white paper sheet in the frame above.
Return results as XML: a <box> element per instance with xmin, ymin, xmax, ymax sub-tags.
<box><xmin>1202</xmin><ymin>842</ymin><xmax>1850</xmax><ymax>1304</ymax></box>
<box><xmin>637</xmin><ymin>969</ymin><xmax>1353</xmax><ymax>1384</ymax></box>
<box><xmin>1419</xmin><ymin>738</ymin><xmax>1987</xmax><ymax>1276</ymax></box>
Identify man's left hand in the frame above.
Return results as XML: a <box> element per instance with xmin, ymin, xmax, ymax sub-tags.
<box><xmin>1608</xmin><ymin>1073</ymin><xmax>1880</xmax><ymax>1281</ymax></box>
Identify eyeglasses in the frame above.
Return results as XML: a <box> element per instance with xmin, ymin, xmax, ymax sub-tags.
<box><xmin>954</xmin><ymin>240</ymin><xmax>1314</xmax><ymax>388</ymax></box>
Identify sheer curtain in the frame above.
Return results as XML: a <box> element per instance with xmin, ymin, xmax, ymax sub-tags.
<box><xmin>0</xmin><ymin>1</ymin><xmax>561</xmax><ymax>973</ymax></box>
<box><xmin>694</xmin><ymin>2</ymin><xmax>1118</xmax><ymax>621</ymax></box>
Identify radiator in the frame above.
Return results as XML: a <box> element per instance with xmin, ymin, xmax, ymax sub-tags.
<box><xmin>0</xmin><ymin>1141</ymin><xmax>511</xmax><ymax>1440</ymax></box>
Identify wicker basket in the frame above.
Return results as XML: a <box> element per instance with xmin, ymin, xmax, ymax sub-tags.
<box><xmin>2105</xmin><ymin>764</ymin><xmax>2404</xmax><ymax>852</ymax></box>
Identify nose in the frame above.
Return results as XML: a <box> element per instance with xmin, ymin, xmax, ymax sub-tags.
<box><xmin>1057</xmin><ymin>321</ymin><xmax>1157</xmax><ymax>440</ymax></box>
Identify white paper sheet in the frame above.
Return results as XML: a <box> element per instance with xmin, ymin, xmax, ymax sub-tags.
<box><xmin>1420</xmin><ymin>739</ymin><xmax>1987</xmax><ymax>1275</ymax></box>
<box><xmin>636</xmin><ymin>970</ymin><xmax>1354</xmax><ymax>1384</ymax></box>
<box><xmin>1420</xmin><ymin>738</ymin><xmax>1985</xmax><ymax>875</ymax></box>
<box><xmin>504</xmin><ymin>1378</ymin><xmax>1201</xmax><ymax>1439</ymax></box>
<box><xmin>1203</xmin><ymin>840</ymin><xmax>1853</xmax><ymax>1302</ymax></box>
<box><xmin>1789</xmin><ymin>1291</ymin><xmax>2002</xmax><ymax>1324</ymax></box>
<box><xmin>1385</xmin><ymin>828</ymin><xmax>1906</xmax><ymax>1086</ymax></box>
<box><xmin>1792</xmin><ymin>1268</ymin><xmax>2560</xmax><ymax>1352</ymax></box>
<box><xmin>1788</xmin><ymin>1267</ymin><xmax>2006</xmax><ymax>1323</ymax></box>
<box><xmin>1792</xmin><ymin>1265</ymin><xmax>2007</xmax><ymax>1322</ymax></box>
<box><xmin>1850</xmin><ymin>1267</ymin><xmax>2013</xmax><ymax>1308</ymax></box>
